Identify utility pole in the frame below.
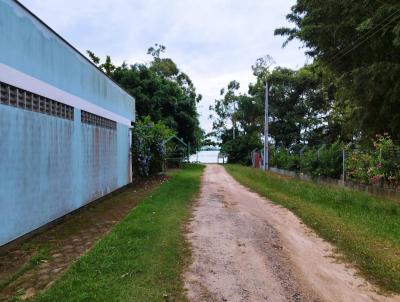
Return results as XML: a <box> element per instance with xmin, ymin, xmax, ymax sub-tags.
<box><xmin>232</xmin><ymin>101</ymin><xmax>236</xmax><ymax>140</ymax></box>
<box><xmin>264</xmin><ymin>81</ymin><xmax>269</xmax><ymax>171</ymax></box>
<box><xmin>188</xmin><ymin>142</ymin><xmax>190</xmax><ymax>163</ymax></box>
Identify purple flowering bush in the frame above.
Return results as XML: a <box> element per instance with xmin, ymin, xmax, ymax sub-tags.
<box><xmin>131</xmin><ymin>117</ymin><xmax>174</xmax><ymax>177</ymax></box>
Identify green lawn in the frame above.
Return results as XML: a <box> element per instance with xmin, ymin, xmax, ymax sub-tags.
<box><xmin>33</xmin><ymin>164</ymin><xmax>204</xmax><ymax>302</ymax></box>
<box><xmin>225</xmin><ymin>164</ymin><xmax>400</xmax><ymax>293</ymax></box>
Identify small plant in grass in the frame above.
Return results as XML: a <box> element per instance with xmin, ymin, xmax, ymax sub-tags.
<box><xmin>0</xmin><ymin>248</ymin><xmax>50</xmax><ymax>291</ymax></box>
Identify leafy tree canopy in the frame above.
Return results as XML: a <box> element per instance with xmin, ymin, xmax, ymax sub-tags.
<box><xmin>210</xmin><ymin>56</ymin><xmax>340</xmax><ymax>163</ymax></box>
<box><xmin>275</xmin><ymin>0</ymin><xmax>400</xmax><ymax>141</ymax></box>
<box><xmin>87</xmin><ymin>45</ymin><xmax>202</xmax><ymax>149</ymax></box>
<box><xmin>250</xmin><ymin>63</ymin><xmax>338</xmax><ymax>148</ymax></box>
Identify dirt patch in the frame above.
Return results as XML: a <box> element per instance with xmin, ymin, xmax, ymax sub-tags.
<box><xmin>184</xmin><ymin>165</ymin><xmax>400</xmax><ymax>302</ymax></box>
<box><xmin>0</xmin><ymin>176</ymin><xmax>166</xmax><ymax>301</ymax></box>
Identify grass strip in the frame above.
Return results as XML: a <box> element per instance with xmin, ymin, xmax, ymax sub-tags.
<box><xmin>33</xmin><ymin>164</ymin><xmax>204</xmax><ymax>302</ymax></box>
<box><xmin>225</xmin><ymin>164</ymin><xmax>400</xmax><ymax>293</ymax></box>
<box><xmin>0</xmin><ymin>248</ymin><xmax>50</xmax><ymax>291</ymax></box>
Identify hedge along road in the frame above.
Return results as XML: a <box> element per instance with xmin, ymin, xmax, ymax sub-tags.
<box><xmin>184</xmin><ymin>164</ymin><xmax>400</xmax><ymax>302</ymax></box>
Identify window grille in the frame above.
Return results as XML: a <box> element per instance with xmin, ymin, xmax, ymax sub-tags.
<box><xmin>81</xmin><ymin>110</ymin><xmax>116</xmax><ymax>130</ymax></box>
<box><xmin>0</xmin><ymin>81</ymin><xmax>74</xmax><ymax>120</ymax></box>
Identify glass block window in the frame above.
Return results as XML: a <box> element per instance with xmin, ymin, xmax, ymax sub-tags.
<box><xmin>0</xmin><ymin>81</ymin><xmax>74</xmax><ymax>120</ymax></box>
<box><xmin>81</xmin><ymin>110</ymin><xmax>116</xmax><ymax>130</ymax></box>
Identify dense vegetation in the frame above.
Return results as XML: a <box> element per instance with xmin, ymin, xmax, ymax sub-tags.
<box><xmin>34</xmin><ymin>164</ymin><xmax>204</xmax><ymax>302</ymax></box>
<box><xmin>270</xmin><ymin>135</ymin><xmax>400</xmax><ymax>186</ymax></box>
<box><xmin>88</xmin><ymin>44</ymin><xmax>203</xmax><ymax>150</ymax></box>
<box><xmin>131</xmin><ymin>117</ymin><xmax>174</xmax><ymax>177</ymax></box>
<box><xmin>210</xmin><ymin>1</ymin><xmax>400</xmax><ymax>175</ymax></box>
<box><xmin>88</xmin><ymin>45</ymin><xmax>204</xmax><ymax>175</ymax></box>
<box><xmin>275</xmin><ymin>0</ymin><xmax>400</xmax><ymax>141</ymax></box>
<box><xmin>226</xmin><ymin>164</ymin><xmax>400</xmax><ymax>293</ymax></box>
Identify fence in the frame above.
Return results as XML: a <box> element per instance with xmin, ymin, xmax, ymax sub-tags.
<box><xmin>251</xmin><ymin>137</ymin><xmax>400</xmax><ymax>197</ymax></box>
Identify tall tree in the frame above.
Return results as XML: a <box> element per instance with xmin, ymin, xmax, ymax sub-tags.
<box><xmin>209</xmin><ymin>80</ymin><xmax>241</xmax><ymax>139</ymax></box>
<box><xmin>210</xmin><ymin>60</ymin><xmax>337</xmax><ymax>163</ymax></box>
<box><xmin>275</xmin><ymin>0</ymin><xmax>400</xmax><ymax>141</ymax></box>
<box><xmin>87</xmin><ymin>46</ymin><xmax>202</xmax><ymax>149</ymax></box>
<box><xmin>249</xmin><ymin>64</ymin><xmax>337</xmax><ymax>148</ymax></box>
<box><xmin>210</xmin><ymin>80</ymin><xmax>264</xmax><ymax>164</ymax></box>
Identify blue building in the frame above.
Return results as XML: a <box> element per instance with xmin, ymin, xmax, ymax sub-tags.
<box><xmin>0</xmin><ymin>0</ymin><xmax>135</xmax><ymax>246</ymax></box>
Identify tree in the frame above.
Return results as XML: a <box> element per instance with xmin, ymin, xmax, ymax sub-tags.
<box><xmin>210</xmin><ymin>80</ymin><xmax>264</xmax><ymax>164</ymax></box>
<box><xmin>248</xmin><ymin>62</ymin><xmax>337</xmax><ymax>148</ymax></box>
<box><xmin>87</xmin><ymin>50</ymin><xmax>100</xmax><ymax>65</ymax></box>
<box><xmin>86</xmin><ymin>51</ymin><xmax>115</xmax><ymax>76</ymax></box>
<box><xmin>209</xmin><ymin>80</ymin><xmax>241</xmax><ymax>140</ymax></box>
<box><xmin>100</xmin><ymin>56</ymin><xmax>116</xmax><ymax>77</ymax></box>
<box><xmin>275</xmin><ymin>0</ymin><xmax>400</xmax><ymax>141</ymax></box>
<box><xmin>210</xmin><ymin>60</ymin><xmax>337</xmax><ymax>164</ymax></box>
<box><xmin>87</xmin><ymin>46</ymin><xmax>202</xmax><ymax>149</ymax></box>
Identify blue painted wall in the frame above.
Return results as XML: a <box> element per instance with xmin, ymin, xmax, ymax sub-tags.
<box><xmin>0</xmin><ymin>107</ymin><xmax>131</xmax><ymax>246</ymax></box>
<box><xmin>0</xmin><ymin>0</ymin><xmax>134</xmax><ymax>121</ymax></box>
<box><xmin>0</xmin><ymin>0</ymin><xmax>134</xmax><ymax>245</ymax></box>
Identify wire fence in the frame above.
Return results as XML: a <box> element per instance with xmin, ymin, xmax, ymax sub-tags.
<box><xmin>252</xmin><ymin>140</ymin><xmax>400</xmax><ymax>189</ymax></box>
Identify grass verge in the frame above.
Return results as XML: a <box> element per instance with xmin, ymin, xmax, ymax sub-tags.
<box><xmin>225</xmin><ymin>164</ymin><xmax>400</xmax><ymax>293</ymax></box>
<box><xmin>0</xmin><ymin>248</ymin><xmax>50</xmax><ymax>291</ymax></box>
<box><xmin>33</xmin><ymin>164</ymin><xmax>204</xmax><ymax>302</ymax></box>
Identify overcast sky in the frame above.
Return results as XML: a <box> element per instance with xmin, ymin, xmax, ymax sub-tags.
<box><xmin>19</xmin><ymin>0</ymin><xmax>307</xmax><ymax>133</ymax></box>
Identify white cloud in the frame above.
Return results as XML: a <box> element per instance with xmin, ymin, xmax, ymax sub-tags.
<box><xmin>19</xmin><ymin>0</ymin><xmax>307</xmax><ymax>133</ymax></box>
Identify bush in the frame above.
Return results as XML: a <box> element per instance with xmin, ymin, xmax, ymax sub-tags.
<box><xmin>131</xmin><ymin>117</ymin><xmax>175</xmax><ymax>177</ymax></box>
<box><xmin>346</xmin><ymin>151</ymin><xmax>375</xmax><ymax>184</ymax></box>
<box><xmin>270</xmin><ymin>148</ymin><xmax>300</xmax><ymax>171</ymax></box>
<box><xmin>272</xmin><ymin>142</ymin><xmax>343</xmax><ymax>179</ymax></box>
<box><xmin>347</xmin><ymin>135</ymin><xmax>400</xmax><ymax>186</ymax></box>
<box><xmin>313</xmin><ymin>142</ymin><xmax>342</xmax><ymax>178</ymax></box>
<box><xmin>223</xmin><ymin>134</ymin><xmax>262</xmax><ymax>165</ymax></box>
<box><xmin>268</xmin><ymin>136</ymin><xmax>400</xmax><ymax>186</ymax></box>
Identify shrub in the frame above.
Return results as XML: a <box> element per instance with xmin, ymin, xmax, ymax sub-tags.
<box><xmin>223</xmin><ymin>134</ymin><xmax>262</xmax><ymax>165</ymax></box>
<box><xmin>269</xmin><ymin>136</ymin><xmax>400</xmax><ymax>186</ymax></box>
<box><xmin>347</xmin><ymin>134</ymin><xmax>400</xmax><ymax>186</ymax></box>
<box><xmin>274</xmin><ymin>142</ymin><xmax>342</xmax><ymax>179</ymax></box>
<box><xmin>131</xmin><ymin>117</ymin><xmax>175</xmax><ymax>177</ymax></box>
<box><xmin>300</xmin><ymin>148</ymin><xmax>318</xmax><ymax>175</ymax></box>
<box><xmin>346</xmin><ymin>151</ymin><xmax>375</xmax><ymax>184</ymax></box>
<box><xmin>314</xmin><ymin>142</ymin><xmax>343</xmax><ymax>178</ymax></box>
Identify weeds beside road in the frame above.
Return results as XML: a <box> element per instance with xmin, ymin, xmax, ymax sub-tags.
<box><xmin>225</xmin><ymin>164</ymin><xmax>400</xmax><ymax>293</ymax></box>
<box><xmin>33</xmin><ymin>164</ymin><xmax>204</xmax><ymax>302</ymax></box>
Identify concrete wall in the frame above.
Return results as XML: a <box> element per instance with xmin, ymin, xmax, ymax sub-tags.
<box><xmin>0</xmin><ymin>0</ymin><xmax>134</xmax><ymax>122</ymax></box>
<box><xmin>0</xmin><ymin>0</ymin><xmax>135</xmax><ymax>245</ymax></box>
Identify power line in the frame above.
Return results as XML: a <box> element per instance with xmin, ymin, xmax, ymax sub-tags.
<box><xmin>329</xmin><ymin>11</ymin><xmax>399</xmax><ymax>65</ymax></box>
<box><xmin>325</xmin><ymin>7</ymin><xmax>400</xmax><ymax>65</ymax></box>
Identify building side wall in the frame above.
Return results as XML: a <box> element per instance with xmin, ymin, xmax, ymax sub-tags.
<box><xmin>0</xmin><ymin>0</ymin><xmax>134</xmax><ymax>122</ymax></box>
<box><xmin>0</xmin><ymin>107</ymin><xmax>131</xmax><ymax>245</ymax></box>
<box><xmin>0</xmin><ymin>1</ymin><xmax>134</xmax><ymax>245</ymax></box>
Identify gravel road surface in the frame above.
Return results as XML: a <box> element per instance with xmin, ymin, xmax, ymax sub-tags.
<box><xmin>184</xmin><ymin>164</ymin><xmax>400</xmax><ymax>302</ymax></box>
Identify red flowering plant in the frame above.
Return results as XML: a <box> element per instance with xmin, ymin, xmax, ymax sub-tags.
<box><xmin>374</xmin><ymin>134</ymin><xmax>400</xmax><ymax>187</ymax></box>
<box><xmin>347</xmin><ymin>134</ymin><xmax>400</xmax><ymax>187</ymax></box>
<box><xmin>347</xmin><ymin>151</ymin><xmax>376</xmax><ymax>184</ymax></box>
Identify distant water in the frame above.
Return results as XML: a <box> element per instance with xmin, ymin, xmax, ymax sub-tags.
<box><xmin>190</xmin><ymin>150</ymin><xmax>227</xmax><ymax>164</ymax></box>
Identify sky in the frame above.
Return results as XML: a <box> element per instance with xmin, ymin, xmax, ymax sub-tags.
<box><xmin>19</xmin><ymin>0</ymin><xmax>308</xmax><ymax>133</ymax></box>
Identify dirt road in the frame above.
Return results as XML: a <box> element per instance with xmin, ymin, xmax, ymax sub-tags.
<box><xmin>184</xmin><ymin>164</ymin><xmax>400</xmax><ymax>302</ymax></box>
